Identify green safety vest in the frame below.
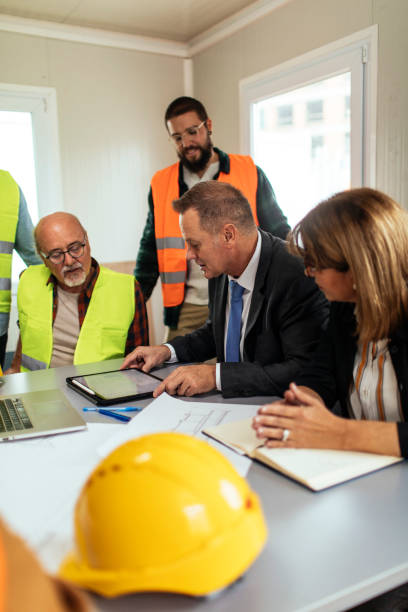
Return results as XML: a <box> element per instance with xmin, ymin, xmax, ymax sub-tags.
<box><xmin>18</xmin><ymin>264</ymin><xmax>135</xmax><ymax>372</ymax></box>
<box><xmin>0</xmin><ymin>171</ymin><xmax>19</xmax><ymax>314</ymax></box>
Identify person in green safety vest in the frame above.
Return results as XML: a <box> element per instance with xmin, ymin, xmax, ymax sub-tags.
<box><xmin>7</xmin><ymin>212</ymin><xmax>148</xmax><ymax>373</ymax></box>
<box><xmin>0</xmin><ymin>170</ymin><xmax>41</xmax><ymax>367</ymax></box>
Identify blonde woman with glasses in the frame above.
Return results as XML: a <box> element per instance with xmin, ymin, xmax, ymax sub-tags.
<box><xmin>253</xmin><ymin>187</ymin><xmax>408</xmax><ymax>458</ymax></box>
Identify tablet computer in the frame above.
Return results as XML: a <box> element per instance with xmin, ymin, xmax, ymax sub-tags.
<box><xmin>66</xmin><ymin>368</ymin><xmax>162</xmax><ymax>406</ymax></box>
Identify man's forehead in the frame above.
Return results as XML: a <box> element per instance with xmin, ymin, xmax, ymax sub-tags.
<box><xmin>167</xmin><ymin>111</ymin><xmax>201</xmax><ymax>133</ymax></box>
<box><xmin>180</xmin><ymin>209</ymin><xmax>213</xmax><ymax>243</ymax></box>
<box><xmin>180</xmin><ymin>207</ymin><xmax>198</xmax><ymax>229</ymax></box>
<box><xmin>39</xmin><ymin>219</ymin><xmax>84</xmax><ymax>249</ymax></box>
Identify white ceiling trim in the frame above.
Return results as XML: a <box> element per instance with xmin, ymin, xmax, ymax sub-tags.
<box><xmin>0</xmin><ymin>0</ymin><xmax>292</xmax><ymax>58</ymax></box>
<box><xmin>0</xmin><ymin>13</ymin><xmax>189</xmax><ymax>58</ymax></box>
<box><xmin>188</xmin><ymin>0</ymin><xmax>291</xmax><ymax>55</ymax></box>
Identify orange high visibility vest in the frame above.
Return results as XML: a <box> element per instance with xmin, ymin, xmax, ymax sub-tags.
<box><xmin>0</xmin><ymin>529</ymin><xmax>5</xmax><ymax>612</ymax></box>
<box><xmin>151</xmin><ymin>154</ymin><xmax>259</xmax><ymax>308</ymax></box>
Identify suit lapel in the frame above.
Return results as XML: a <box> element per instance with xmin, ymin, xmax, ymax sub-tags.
<box><xmin>213</xmin><ymin>275</ymin><xmax>229</xmax><ymax>361</ymax></box>
<box><xmin>243</xmin><ymin>232</ymin><xmax>271</xmax><ymax>356</ymax></box>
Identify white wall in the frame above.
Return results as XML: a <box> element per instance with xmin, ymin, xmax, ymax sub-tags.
<box><xmin>0</xmin><ymin>30</ymin><xmax>186</xmax><ymax>343</ymax></box>
<box><xmin>1</xmin><ymin>0</ymin><xmax>408</xmax><ymax>346</ymax></box>
<box><xmin>193</xmin><ymin>0</ymin><xmax>408</xmax><ymax>208</ymax></box>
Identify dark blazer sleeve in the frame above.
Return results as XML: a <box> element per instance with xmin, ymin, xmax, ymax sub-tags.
<box><xmin>169</xmin><ymin>318</ymin><xmax>216</xmax><ymax>363</ymax></box>
<box><xmin>294</xmin><ymin>309</ymin><xmax>342</xmax><ymax>408</ymax></box>
<box><xmin>255</xmin><ymin>166</ymin><xmax>290</xmax><ymax>240</ymax></box>
<box><xmin>220</xmin><ymin>236</ymin><xmax>329</xmax><ymax>398</ymax></box>
<box><xmin>134</xmin><ymin>187</ymin><xmax>159</xmax><ymax>301</ymax></box>
<box><xmin>168</xmin><ymin>275</ymin><xmax>226</xmax><ymax>362</ymax></box>
<box><xmin>294</xmin><ymin>302</ymin><xmax>358</xmax><ymax>409</ymax></box>
<box><xmin>295</xmin><ymin>303</ymin><xmax>408</xmax><ymax>459</ymax></box>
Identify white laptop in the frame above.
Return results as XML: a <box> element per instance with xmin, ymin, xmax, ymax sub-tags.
<box><xmin>0</xmin><ymin>388</ymin><xmax>86</xmax><ymax>441</ymax></box>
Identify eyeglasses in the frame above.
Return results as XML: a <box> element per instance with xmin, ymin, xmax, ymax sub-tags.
<box><xmin>304</xmin><ymin>262</ymin><xmax>349</xmax><ymax>276</ymax></box>
<box><xmin>305</xmin><ymin>266</ymin><xmax>318</xmax><ymax>276</ymax></box>
<box><xmin>169</xmin><ymin>120</ymin><xmax>206</xmax><ymax>145</ymax></box>
<box><xmin>41</xmin><ymin>236</ymin><xmax>87</xmax><ymax>264</ymax></box>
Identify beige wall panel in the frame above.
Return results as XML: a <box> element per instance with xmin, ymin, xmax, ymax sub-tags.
<box><xmin>0</xmin><ymin>30</ymin><xmax>183</xmax><ymax>343</ymax></box>
<box><xmin>0</xmin><ymin>31</ymin><xmax>49</xmax><ymax>85</ymax></box>
<box><xmin>373</xmin><ymin>0</ymin><xmax>408</xmax><ymax>206</ymax></box>
<box><xmin>193</xmin><ymin>0</ymin><xmax>408</xmax><ymax>210</ymax></box>
<box><xmin>43</xmin><ymin>39</ymin><xmax>181</xmax><ymax>258</ymax></box>
<box><xmin>194</xmin><ymin>0</ymin><xmax>372</xmax><ymax>153</ymax></box>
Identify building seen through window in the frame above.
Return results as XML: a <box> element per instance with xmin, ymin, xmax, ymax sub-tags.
<box><xmin>252</xmin><ymin>72</ymin><xmax>351</xmax><ymax>227</ymax></box>
<box><xmin>306</xmin><ymin>99</ymin><xmax>323</xmax><ymax>122</ymax></box>
<box><xmin>277</xmin><ymin>104</ymin><xmax>293</xmax><ymax>126</ymax></box>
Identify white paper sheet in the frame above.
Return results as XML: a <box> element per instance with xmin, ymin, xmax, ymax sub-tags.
<box><xmin>98</xmin><ymin>393</ymin><xmax>260</xmax><ymax>476</ymax></box>
<box><xmin>0</xmin><ymin>395</ymin><xmax>260</xmax><ymax>573</ymax></box>
<box><xmin>0</xmin><ymin>423</ymin><xmax>121</xmax><ymax>571</ymax></box>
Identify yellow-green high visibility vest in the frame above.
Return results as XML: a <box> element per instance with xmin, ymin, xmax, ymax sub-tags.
<box><xmin>18</xmin><ymin>264</ymin><xmax>135</xmax><ymax>372</ymax></box>
<box><xmin>0</xmin><ymin>171</ymin><xmax>19</xmax><ymax>313</ymax></box>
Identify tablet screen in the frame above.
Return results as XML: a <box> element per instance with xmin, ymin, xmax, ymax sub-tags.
<box><xmin>71</xmin><ymin>369</ymin><xmax>159</xmax><ymax>400</ymax></box>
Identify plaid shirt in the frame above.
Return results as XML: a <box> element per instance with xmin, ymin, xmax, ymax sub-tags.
<box><xmin>47</xmin><ymin>258</ymin><xmax>148</xmax><ymax>355</ymax></box>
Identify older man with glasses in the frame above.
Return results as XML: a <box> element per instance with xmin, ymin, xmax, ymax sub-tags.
<box><xmin>135</xmin><ymin>96</ymin><xmax>290</xmax><ymax>342</ymax></box>
<box><xmin>7</xmin><ymin>212</ymin><xmax>148</xmax><ymax>373</ymax></box>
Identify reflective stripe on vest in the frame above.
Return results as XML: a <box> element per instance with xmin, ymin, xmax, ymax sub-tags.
<box><xmin>0</xmin><ymin>171</ymin><xmax>19</xmax><ymax>314</ymax></box>
<box><xmin>21</xmin><ymin>353</ymin><xmax>48</xmax><ymax>371</ymax></box>
<box><xmin>18</xmin><ymin>264</ymin><xmax>135</xmax><ymax>372</ymax></box>
<box><xmin>151</xmin><ymin>155</ymin><xmax>259</xmax><ymax>308</ymax></box>
<box><xmin>0</xmin><ymin>279</ymin><xmax>11</xmax><ymax>291</ymax></box>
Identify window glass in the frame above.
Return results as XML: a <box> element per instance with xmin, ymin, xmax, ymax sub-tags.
<box><xmin>0</xmin><ymin>110</ymin><xmax>39</xmax><ymax>280</ymax></box>
<box><xmin>252</xmin><ymin>72</ymin><xmax>351</xmax><ymax>227</ymax></box>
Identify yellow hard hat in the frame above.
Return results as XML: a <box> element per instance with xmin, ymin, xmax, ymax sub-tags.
<box><xmin>59</xmin><ymin>432</ymin><xmax>267</xmax><ymax>598</ymax></box>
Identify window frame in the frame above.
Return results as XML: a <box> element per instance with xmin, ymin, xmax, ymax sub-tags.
<box><xmin>0</xmin><ymin>82</ymin><xmax>64</xmax><ymax>216</ymax></box>
<box><xmin>239</xmin><ymin>25</ymin><xmax>378</xmax><ymax>188</ymax></box>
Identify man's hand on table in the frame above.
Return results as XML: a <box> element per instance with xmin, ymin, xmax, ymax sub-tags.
<box><xmin>153</xmin><ymin>364</ymin><xmax>216</xmax><ymax>397</ymax></box>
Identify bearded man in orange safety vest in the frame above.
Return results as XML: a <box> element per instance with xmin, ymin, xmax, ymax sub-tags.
<box><xmin>134</xmin><ymin>96</ymin><xmax>290</xmax><ymax>341</ymax></box>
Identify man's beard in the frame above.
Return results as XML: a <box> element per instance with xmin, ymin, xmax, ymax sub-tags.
<box><xmin>178</xmin><ymin>134</ymin><xmax>213</xmax><ymax>174</ymax></box>
<box><xmin>61</xmin><ymin>263</ymin><xmax>87</xmax><ymax>287</ymax></box>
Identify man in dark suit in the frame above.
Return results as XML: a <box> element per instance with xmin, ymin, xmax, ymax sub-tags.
<box><xmin>122</xmin><ymin>181</ymin><xmax>328</xmax><ymax>398</ymax></box>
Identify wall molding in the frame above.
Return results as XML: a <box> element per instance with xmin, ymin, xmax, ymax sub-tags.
<box><xmin>0</xmin><ymin>13</ymin><xmax>188</xmax><ymax>58</ymax></box>
<box><xmin>0</xmin><ymin>1</ymin><xmax>292</xmax><ymax>58</ymax></box>
<box><xmin>188</xmin><ymin>0</ymin><xmax>291</xmax><ymax>55</ymax></box>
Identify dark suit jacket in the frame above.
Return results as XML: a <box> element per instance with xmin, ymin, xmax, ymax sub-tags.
<box><xmin>295</xmin><ymin>301</ymin><xmax>408</xmax><ymax>457</ymax></box>
<box><xmin>170</xmin><ymin>230</ymin><xmax>328</xmax><ymax>398</ymax></box>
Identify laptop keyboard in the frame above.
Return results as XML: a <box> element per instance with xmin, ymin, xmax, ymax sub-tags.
<box><xmin>0</xmin><ymin>398</ymin><xmax>33</xmax><ymax>432</ymax></box>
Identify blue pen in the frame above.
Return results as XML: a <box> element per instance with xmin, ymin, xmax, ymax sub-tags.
<box><xmin>82</xmin><ymin>406</ymin><xmax>142</xmax><ymax>413</ymax></box>
<box><xmin>97</xmin><ymin>409</ymin><xmax>132</xmax><ymax>423</ymax></box>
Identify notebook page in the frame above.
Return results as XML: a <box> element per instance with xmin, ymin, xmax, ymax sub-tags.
<box><xmin>203</xmin><ymin>417</ymin><xmax>262</xmax><ymax>456</ymax></box>
<box><xmin>256</xmin><ymin>447</ymin><xmax>403</xmax><ymax>491</ymax></box>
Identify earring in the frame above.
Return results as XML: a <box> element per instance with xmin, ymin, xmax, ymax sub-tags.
<box><xmin>352</xmin><ymin>283</ymin><xmax>356</xmax><ymax>290</ymax></box>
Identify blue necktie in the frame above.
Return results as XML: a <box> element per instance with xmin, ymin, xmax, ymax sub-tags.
<box><xmin>226</xmin><ymin>280</ymin><xmax>245</xmax><ymax>362</ymax></box>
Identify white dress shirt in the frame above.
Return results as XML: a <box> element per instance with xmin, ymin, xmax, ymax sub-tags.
<box><xmin>349</xmin><ymin>339</ymin><xmax>402</xmax><ymax>422</ymax></box>
<box><xmin>165</xmin><ymin>232</ymin><xmax>262</xmax><ymax>392</ymax></box>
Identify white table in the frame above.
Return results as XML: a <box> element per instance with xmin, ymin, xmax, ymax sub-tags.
<box><xmin>2</xmin><ymin>359</ymin><xmax>408</xmax><ymax>612</ymax></box>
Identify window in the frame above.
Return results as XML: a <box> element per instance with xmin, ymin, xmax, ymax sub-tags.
<box><xmin>277</xmin><ymin>104</ymin><xmax>293</xmax><ymax>126</ymax></box>
<box><xmin>258</xmin><ymin>107</ymin><xmax>265</xmax><ymax>130</ymax></box>
<box><xmin>0</xmin><ymin>84</ymin><xmax>63</xmax><ymax>279</ymax></box>
<box><xmin>345</xmin><ymin>95</ymin><xmax>350</xmax><ymax>119</ymax></box>
<box><xmin>0</xmin><ymin>83</ymin><xmax>63</xmax><ymax>351</ymax></box>
<box><xmin>306</xmin><ymin>99</ymin><xmax>323</xmax><ymax>122</ymax></box>
<box><xmin>0</xmin><ymin>110</ymin><xmax>39</xmax><ymax>226</ymax></box>
<box><xmin>311</xmin><ymin>134</ymin><xmax>324</xmax><ymax>159</ymax></box>
<box><xmin>240</xmin><ymin>26</ymin><xmax>377</xmax><ymax>227</ymax></box>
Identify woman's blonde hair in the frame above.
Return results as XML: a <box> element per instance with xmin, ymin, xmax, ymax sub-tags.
<box><xmin>288</xmin><ymin>187</ymin><xmax>408</xmax><ymax>342</ymax></box>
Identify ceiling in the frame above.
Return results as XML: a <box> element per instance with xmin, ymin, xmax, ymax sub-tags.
<box><xmin>0</xmin><ymin>0</ymin><xmax>262</xmax><ymax>43</ymax></box>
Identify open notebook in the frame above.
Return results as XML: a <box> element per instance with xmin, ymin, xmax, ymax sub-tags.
<box><xmin>202</xmin><ymin>418</ymin><xmax>403</xmax><ymax>491</ymax></box>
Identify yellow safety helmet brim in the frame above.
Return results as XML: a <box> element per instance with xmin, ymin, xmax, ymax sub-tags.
<box><xmin>60</xmin><ymin>494</ymin><xmax>266</xmax><ymax>597</ymax></box>
<box><xmin>59</xmin><ymin>432</ymin><xmax>267</xmax><ymax>597</ymax></box>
